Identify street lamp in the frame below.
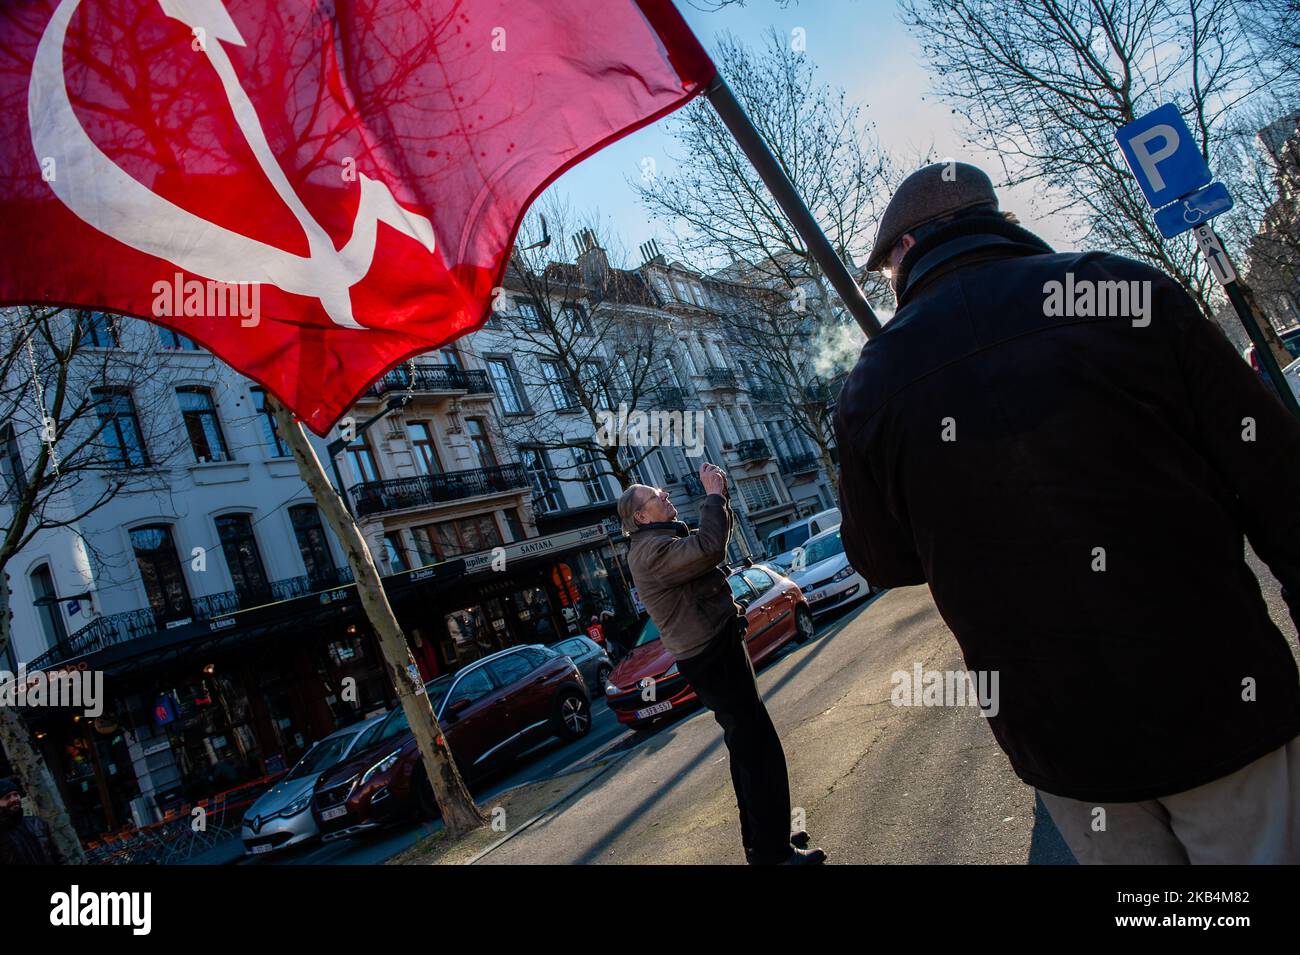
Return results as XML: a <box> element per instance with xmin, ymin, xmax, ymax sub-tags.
<box><xmin>325</xmin><ymin>392</ymin><xmax>412</xmax><ymax>516</ymax></box>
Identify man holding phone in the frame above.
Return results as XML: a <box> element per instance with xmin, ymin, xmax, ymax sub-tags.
<box><xmin>617</xmin><ymin>462</ymin><xmax>825</xmax><ymax>865</ymax></box>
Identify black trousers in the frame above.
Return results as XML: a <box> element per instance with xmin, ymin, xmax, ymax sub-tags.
<box><xmin>676</xmin><ymin>616</ymin><xmax>792</xmax><ymax>863</ymax></box>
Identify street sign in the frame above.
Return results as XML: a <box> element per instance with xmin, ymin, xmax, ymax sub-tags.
<box><xmin>1116</xmin><ymin>104</ymin><xmax>1212</xmax><ymax>209</ymax></box>
<box><xmin>1192</xmin><ymin>225</ymin><xmax>1237</xmax><ymax>285</ymax></box>
<box><xmin>1154</xmin><ymin>182</ymin><xmax>1235</xmax><ymax>239</ymax></box>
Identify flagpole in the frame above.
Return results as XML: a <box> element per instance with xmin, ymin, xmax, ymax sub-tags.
<box><xmin>705</xmin><ymin>75</ymin><xmax>883</xmax><ymax>338</ymax></box>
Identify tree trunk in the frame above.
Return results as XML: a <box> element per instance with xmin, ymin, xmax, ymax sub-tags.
<box><xmin>267</xmin><ymin>397</ymin><xmax>486</xmax><ymax>839</ymax></box>
<box><xmin>0</xmin><ymin>579</ymin><xmax>87</xmax><ymax>862</ymax></box>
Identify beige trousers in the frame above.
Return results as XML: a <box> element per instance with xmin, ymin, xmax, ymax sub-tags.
<box><xmin>1038</xmin><ymin>735</ymin><xmax>1300</xmax><ymax>864</ymax></box>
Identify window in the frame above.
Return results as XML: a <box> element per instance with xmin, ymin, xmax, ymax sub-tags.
<box><xmin>1</xmin><ymin>423</ymin><xmax>25</xmax><ymax>503</ymax></box>
<box><xmin>573</xmin><ymin>447</ymin><xmax>609</xmax><ymax>504</ymax></box>
<box><xmin>408</xmin><ymin>421</ymin><xmax>442</xmax><ymax>474</ymax></box>
<box><xmin>251</xmin><ymin>388</ymin><xmax>288</xmax><ymax>457</ymax></box>
<box><xmin>30</xmin><ymin>564</ymin><xmax>67</xmax><ymax>652</ymax></box>
<box><xmin>487</xmin><ymin>652</ymin><xmax>534</xmax><ymax>688</ymax></box>
<box><xmin>83</xmin><ymin>311</ymin><xmax>119</xmax><ymax>348</ymax></box>
<box><xmin>346</xmin><ymin>437</ymin><xmax>379</xmax><ymax>483</ymax></box>
<box><xmin>523</xmin><ymin>448</ymin><xmax>561</xmax><ymax>512</ymax></box>
<box><xmin>542</xmin><ymin>360</ymin><xmax>579</xmax><ymax>410</ymax></box>
<box><xmin>465</xmin><ymin>418</ymin><xmax>496</xmax><ymax>468</ymax></box>
<box><xmin>290</xmin><ymin>504</ymin><xmax>336</xmax><ymax>586</ymax></box>
<box><xmin>158</xmin><ymin>327</ymin><xmax>200</xmax><ymax>350</ymax></box>
<box><xmin>439</xmin><ymin>347</ymin><xmax>462</xmax><ymax>368</ymax></box>
<box><xmin>383</xmin><ymin>533</ymin><xmax>409</xmax><ymax>572</ymax></box>
<box><xmin>502</xmin><ymin>508</ymin><xmax>525</xmax><ymax>542</ymax></box>
<box><xmin>486</xmin><ymin>357</ymin><xmax>525</xmax><ymax>414</ymax></box>
<box><xmin>556</xmin><ymin>639</ymin><xmax>586</xmax><ymax>658</ymax></box>
<box><xmin>413</xmin><ymin>514</ymin><xmax>503</xmax><ymax>563</ymax></box>
<box><xmin>177</xmin><ymin>387</ymin><xmax>231</xmax><ymax>463</ymax></box>
<box><xmin>517</xmin><ymin>300</ymin><xmax>541</xmax><ymax>329</ymax></box>
<box><xmin>742</xmin><ymin>567</ymin><xmax>775</xmax><ymax>595</ymax></box>
<box><xmin>93</xmin><ymin>387</ymin><xmax>148</xmax><ymax>467</ymax></box>
<box><xmin>738</xmin><ymin>475</ymin><xmax>780</xmax><ymax>510</ymax></box>
<box><xmin>130</xmin><ymin>524</ymin><xmax>192</xmax><ymax>624</ymax></box>
<box><xmin>558</xmin><ymin>303</ymin><xmax>590</xmax><ymax>335</ymax></box>
<box><xmin>215</xmin><ymin>514</ymin><xmax>271</xmax><ymax>604</ymax></box>
<box><xmin>727</xmin><ymin>573</ymin><xmax>757</xmax><ymax>606</ymax></box>
<box><xmin>445</xmin><ymin>667</ymin><xmax>494</xmax><ymax>711</ymax></box>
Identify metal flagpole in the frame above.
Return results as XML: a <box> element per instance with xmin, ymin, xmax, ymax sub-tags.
<box><xmin>705</xmin><ymin>75</ymin><xmax>883</xmax><ymax>339</ymax></box>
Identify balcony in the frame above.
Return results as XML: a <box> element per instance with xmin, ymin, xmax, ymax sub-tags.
<box><xmin>747</xmin><ymin>382</ymin><xmax>784</xmax><ymax>403</ymax></box>
<box><xmin>350</xmin><ymin>462</ymin><xmax>528</xmax><ymax>517</ymax></box>
<box><xmin>682</xmin><ymin>474</ymin><xmax>705</xmax><ymax>496</ymax></box>
<box><xmin>734</xmin><ymin>438</ymin><xmax>771</xmax><ymax>463</ymax></box>
<box><xmin>26</xmin><ymin>567</ymin><xmax>358</xmax><ymax>670</ymax></box>
<box><xmin>649</xmin><ymin>386</ymin><xmax>686</xmax><ymax>407</ymax></box>
<box><xmin>368</xmin><ymin>364</ymin><xmax>493</xmax><ymax>399</ymax></box>
<box><xmin>704</xmin><ymin>367</ymin><xmax>739</xmax><ymax>389</ymax></box>
<box><xmin>779</xmin><ymin>452</ymin><xmax>821</xmax><ymax>475</ymax></box>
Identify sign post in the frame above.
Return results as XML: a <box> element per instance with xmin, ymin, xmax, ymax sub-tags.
<box><xmin>1116</xmin><ymin>105</ymin><xmax>1300</xmax><ymax>418</ymax></box>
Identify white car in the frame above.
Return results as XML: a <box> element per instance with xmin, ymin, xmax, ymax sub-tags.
<box><xmin>764</xmin><ymin>507</ymin><xmax>841</xmax><ymax>572</ymax></box>
<box><xmin>787</xmin><ymin>525</ymin><xmax>872</xmax><ymax>616</ymax></box>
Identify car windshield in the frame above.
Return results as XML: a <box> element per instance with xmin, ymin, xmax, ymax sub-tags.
<box><xmin>803</xmin><ymin>530</ymin><xmax>845</xmax><ymax>567</ymax></box>
<box><xmin>768</xmin><ymin>524</ymin><xmax>810</xmax><ymax>557</ymax></box>
<box><xmin>634</xmin><ymin>616</ymin><xmax>661</xmax><ymax>647</ymax></box>
<box><xmin>286</xmin><ymin>734</ymin><xmax>355</xmax><ymax>780</ymax></box>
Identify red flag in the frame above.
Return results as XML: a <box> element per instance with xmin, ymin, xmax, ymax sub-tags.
<box><xmin>0</xmin><ymin>0</ymin><xmax>714</xmax><ymax>434</ymax></box>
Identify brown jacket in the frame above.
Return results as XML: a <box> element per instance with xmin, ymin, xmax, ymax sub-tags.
<box><xmin>627</xmin><ymin>494</ymin><xmax>740</xmax><ymax>660</ymax></box>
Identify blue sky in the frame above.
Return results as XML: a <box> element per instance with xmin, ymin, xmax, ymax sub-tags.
<box><xmin>546</xmin><ymin>0</ymin><xmax>1080</xmax><ymax>268</ymax></box>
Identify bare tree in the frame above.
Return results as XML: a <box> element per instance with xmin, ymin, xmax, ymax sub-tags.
<box><xmin>466</xmin><ymin>203</ymin><xmax>684</xmax><ymax>496</ymax></box>
<box><xmin>635</xmin><ymin>31</ymin><xmax>893</xmax><ymax>498</ymax></box>
<box><xmin>899</xmin><ymin>0</ymin><xmax>1294</xmax><ymax>362</ymax></box>
<box><xmin>0</xmin><ymin>307</ymin><xmax>190</xmax><ymax>862</ymax></box>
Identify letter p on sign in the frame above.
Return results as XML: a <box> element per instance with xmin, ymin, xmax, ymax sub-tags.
<box><xmin>1116</xmin><ymin>104</ymin><xmax>1212</xmax><ymax>209</ymax></box>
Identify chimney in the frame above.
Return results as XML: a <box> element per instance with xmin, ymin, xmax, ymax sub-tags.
<box><xmin>572</xmin><ymin>228</ymin><xmax>608</xmax><ymax>292</ymax></box>
<box><xmin>639</xmin><ymin>239</ymin><xmax>666</xmax><ymax>267</ymax></box>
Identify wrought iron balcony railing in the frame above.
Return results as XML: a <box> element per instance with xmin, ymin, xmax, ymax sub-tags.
<box><xmin>369</xmin><ymin>364</ymin><xmax>493</xmax><ymax>397</ymax></box>
<box><xmin>350</xmin><ymin>463</ymin><xmax>528</xmax><ymax>517</ymax></box>
<box><xmin>779</xmin><ymin>452</ymin><xmax>821</xmax><ymax>474</ymax></box>
<box><xmin>705</xmin><ymin>367</ymin><xmax>738</xmax><ymax>389</ymax></box>
<box><xmin>734</xmin><ymin>438</ymin><xmax>771</xmax><ymax>462</ymax></box>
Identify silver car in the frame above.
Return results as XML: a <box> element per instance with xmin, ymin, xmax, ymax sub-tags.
<box><xmin>550</xmin><ymin>635</ymin><xmax>613</xmax><ymax>698</ymax></box>
<box><xmin>241</xmin><ymin>713</ymin><xmax>385</xmax><ymax>857</ymax></box>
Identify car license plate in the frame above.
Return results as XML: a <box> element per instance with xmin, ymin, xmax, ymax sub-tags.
<box><xmin>810</xmin><ymin>590</ymin><xmax>827</xmax><ymax>602</ymax></box>
<box><xmin>251</xmin><ymin>844</ymin><xmax>273</xmax><ymax>855</ymax></box>
<box><xmin>321</xmin><ymin>805</ymin><xmax>347</xmax><ymax>821</ymax></box>
<box><xmin>635</xmin><ymin>701</ymin><xmax>673</xmax><ymax>720</ymax></box>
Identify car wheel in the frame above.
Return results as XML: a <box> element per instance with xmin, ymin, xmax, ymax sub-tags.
<box><xmin>595</xmin><ymin>664</ymin><xmax>612</xmax><ymax>691</ymax></box>
<box><xmin>555</xmin><ymin>689</ymin><xmax>592</xmax><ymax>740</ymax></box>
<box><xmin>794</xmin><ymin>605</ymin><xmax>814</xmax><ymax>643</ymax></box>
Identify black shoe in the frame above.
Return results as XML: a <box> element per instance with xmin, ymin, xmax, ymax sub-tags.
<box><xmin>779</xmin><ymin>846</ymin><xmax>827</xmax><ymax>865</ymax></box>
<box><xmin>745</xmin><ymin>830</ymin><xmax>812</xmax><ymax>863</ymax></box>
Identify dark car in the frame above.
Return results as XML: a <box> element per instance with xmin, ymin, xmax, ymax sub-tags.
<box><xmin>604</xmin><ymin>563</ymin><xmax>813</xmax><ymax>731</ymax></box>
<box><xmin>311</xmin><ymin>645</ymin><xmax>590</xmax><ymax>839</ymax></box>
<box><xmin>549</xmin><ymin>635</ymin><xmax>613</xmax><ymax>697</ymax></box>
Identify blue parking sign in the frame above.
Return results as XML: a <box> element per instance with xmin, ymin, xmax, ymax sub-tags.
<box><xmin>1116</xmin><ymin>104</ymin><xmax>1212</xmax><ymax>209</ymax></box>
<box><xmin>1152</xmin><ymin>182</ymin><xmax>1234</xmax><ymax>239</ymax></box>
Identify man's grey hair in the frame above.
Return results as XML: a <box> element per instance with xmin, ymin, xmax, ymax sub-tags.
<box><xmin>617</xmin><ymin>485</ymin><xmax>649</xmax><ymax>535</ymax></box>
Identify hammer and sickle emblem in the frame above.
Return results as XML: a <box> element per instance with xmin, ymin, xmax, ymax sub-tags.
<box><xmin>28</xmin><ymin>0</ymin><xmax>438</xmax><ymax>329</ymax></box>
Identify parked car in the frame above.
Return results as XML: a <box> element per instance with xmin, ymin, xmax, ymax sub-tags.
<box><xmin>786</xmin><ymin>525</ymin><xmax>873</xmax><ymax>616</ymax></box>
<box><xmin>240</xmin><ymin>713</ymin><xmax>385</xmax><ymax>857</ymax></box>
<box><xmin>311</xmin><ymin>645</ymin><xmax>590</xmax><ymax>840</ymax></box>
<box><xmin>605</xmin><ymin>563</ymin><xmax>813</xmax><ymax>730</ymax></box>
<box><xmin>763</xmin><ymin>508</ymin><xmax>842</xmax><ymax>572</ymax></box>
<box><xmin>1284</xmin><ymin>356</ymin><xmax>1300</xmax><ymax>400</ymax></box>
<box><xmin>549</xmin><ymin>635</ymin><xmax>613</xmax><ymax>697</ymax></box>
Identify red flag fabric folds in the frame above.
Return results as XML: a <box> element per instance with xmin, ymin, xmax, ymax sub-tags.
<box><xmin>0</xmin><ymin>0</ymin><xmax>714</xmax><ymax>433</ymax></box>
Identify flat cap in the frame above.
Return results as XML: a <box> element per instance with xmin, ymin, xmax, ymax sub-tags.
<box><xmin>865</xmin><ymin>162</ymin><xmax>998</xmax><ymax>272</ymax></box>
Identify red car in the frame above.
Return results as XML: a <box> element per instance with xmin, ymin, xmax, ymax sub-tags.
<box><xmin>312</xmin><ymin>645</ymin><xmax>589</xmax><ymax>839</ymax></box>
<box><xmin>605</xmin><ymin>562</ymin><xmax>813</xmax><ymax>730</ymax></box>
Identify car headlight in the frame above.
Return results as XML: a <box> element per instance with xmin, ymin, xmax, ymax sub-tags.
<box><xmin>281</xmin><ymin>793</ymin><xmax>312</xmax><ymax>817</ymax></box>
<box><xmin>663</xmin><ymin>663</ymin><xmax>679</xmax><ymax>678</ymax></box>
<box><xmin>604</xmin><ymin>681</ymin><xmax>620</xmax><ymax>695</ymax></box>
<box><xmin>361</xmin><ymin>749</ymin><xmax>402</xmax><ymax>785</ymax></box>
<box><xmin>832</xmin><ymin>566</ymin><xmax>854</xmax><ymax>582</ymax></box>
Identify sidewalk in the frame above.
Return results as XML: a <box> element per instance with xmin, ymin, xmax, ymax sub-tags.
<box><xmin>401</xmin><ymin>585</ymin><xmax>1078</xmax><ymax>865</ymax></box>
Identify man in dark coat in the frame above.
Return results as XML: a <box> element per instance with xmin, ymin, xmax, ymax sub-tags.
<box><xmin>0</xmin><ymin>776</ymin><xmax>63</xmax><ymax>865</ymax></box>
<box><xmin>835</xmin><ymin>161</ymin><xmax>1300</xmax><ymax>863</ymax></box>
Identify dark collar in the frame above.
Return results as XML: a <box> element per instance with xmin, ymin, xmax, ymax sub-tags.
<box><xmin>633</xmin><ymin>520</ymin><xmax>690</xmax><ymax>537</ymax></box>
<box><xmin>895</xmin><ymin>215</ymin><xmax>1055</xmax><ymax>307</ymax></box>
